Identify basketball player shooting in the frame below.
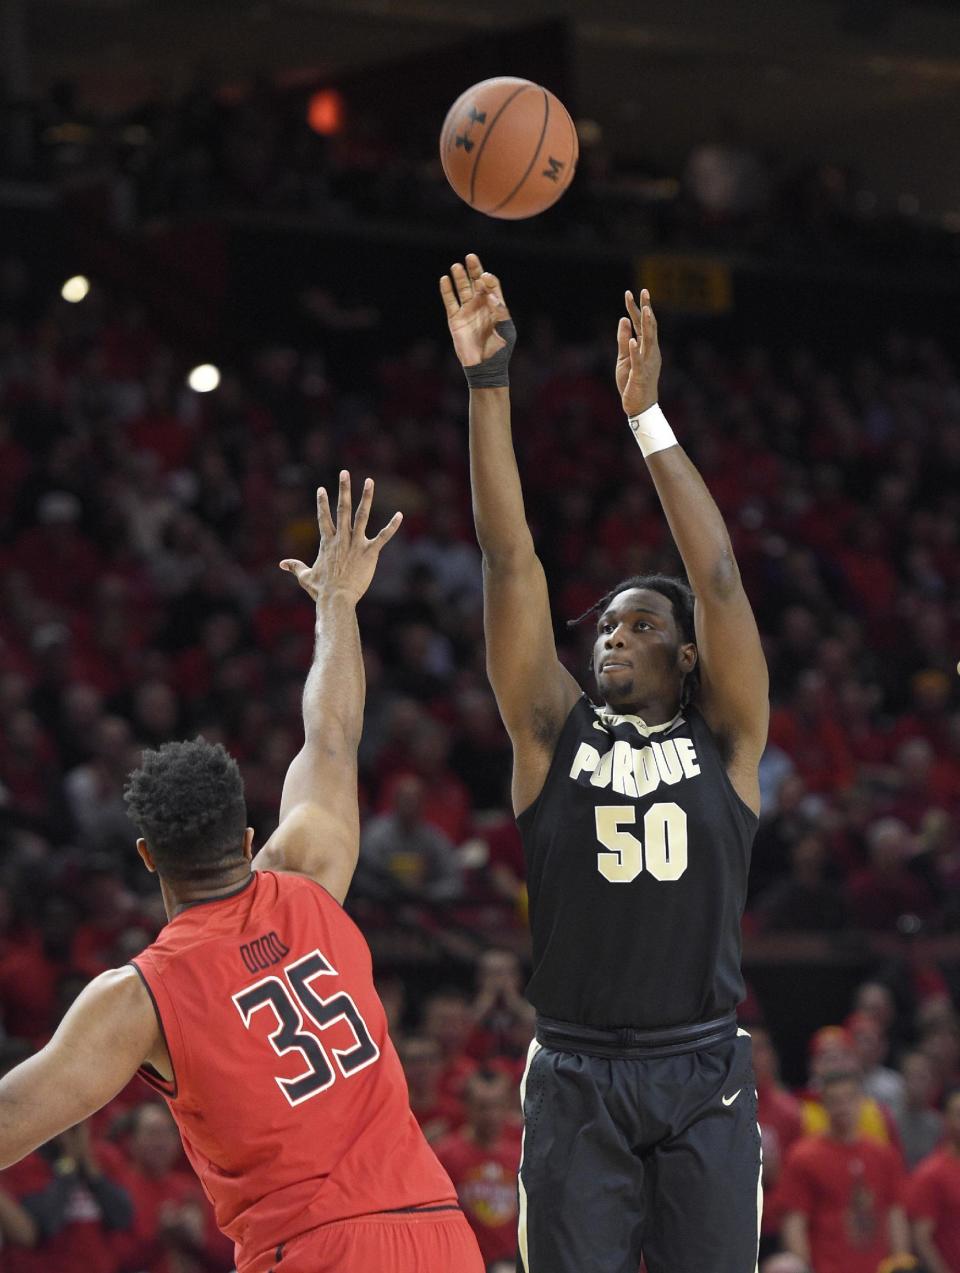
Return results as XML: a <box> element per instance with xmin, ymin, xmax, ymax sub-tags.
<box><xmin>0</xmin><ymin>474</ymin><xmax>484</xmax><ymax>1273</ymax></box>
<box><xmin>441</xmin><ymin>255</ymin><xmax>769</xmax><ymax>1273</ymax></box>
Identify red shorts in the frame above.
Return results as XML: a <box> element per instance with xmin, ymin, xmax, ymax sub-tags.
<box><xmin>257</xmin><ymin>1207</ymin><xmax>485</xmax><ymax>1273</ymax></box>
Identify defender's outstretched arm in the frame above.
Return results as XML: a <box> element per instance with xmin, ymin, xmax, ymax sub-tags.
<box><xmin>256</xmin><ymin>474</ymin><xmax>402</xmax><ymax>902</ymax></box>
<box><xmin>0</xmin><ymin>969</ymin><xmax>158</xmax><ymax>1169</ymax></box>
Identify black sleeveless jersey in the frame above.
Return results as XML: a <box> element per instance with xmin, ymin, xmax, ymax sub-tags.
<box><xmin>516</xmin><ymin>695</ymin><xmax>758</xmax><ymax>1030</ymax></box>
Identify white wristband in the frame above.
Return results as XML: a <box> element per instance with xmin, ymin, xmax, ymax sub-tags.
<box><xmin>626</xmin><ymin>403</ymin><xmax>677</xmax><ymax>458</ymax></box>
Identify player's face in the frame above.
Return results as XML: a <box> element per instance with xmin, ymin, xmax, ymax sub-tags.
<box><xmin>593</xmin><ymin>588</ymin><xmax>694</xmax><ymax>711</ymax></box>
<box><xmin>132</xmin><ymin>1106</ymin><xmax>180</xmax><ymax>1175</ymax></box>
<box><xmin>822</xmin><ymin>1079</ymin><xmax>861</xmax><ymax>1136</ymax></box>
<box><xmin>467</xmin><ymin>1084</ymin><xmax>508</xmax><ymax>1138</ymax></box>
<box><xmin>902</xmin><ymin>1055</ymin><xmax>934</xmax><ymax>1105</ymax></box>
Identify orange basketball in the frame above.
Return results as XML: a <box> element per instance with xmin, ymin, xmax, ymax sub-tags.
<box><xmin>440</xmin><ymin>77</ymin><xmax>578</xmax><ymax>220</ymax></box>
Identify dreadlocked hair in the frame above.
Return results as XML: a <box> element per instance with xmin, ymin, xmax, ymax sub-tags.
<box><xmin>567</xmin><ymin>572</ymin><xmax>701</xmax><ymax>707</ymax></box>
<box><xmin>124</xmin><ymin>738</ymin><xmax>248</xmax><ymax>881</ymax></box>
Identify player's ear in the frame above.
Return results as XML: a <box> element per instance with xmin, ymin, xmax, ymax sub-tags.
<box><xmin>243</xmin><ymin>828</ymin><xmax>255</xmax><ymax>862</ymax></box>
<box><xmin>679</xmin><ymin>642</ymin><xmax>698</xmax><ymax>675</ymax></box>
<box><xmin>137</xmin><ymin>838</ymin><xmax>157</xmax><ymax>874</ymax></box>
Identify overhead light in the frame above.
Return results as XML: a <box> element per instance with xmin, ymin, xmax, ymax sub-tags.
<box><xmin>61</xmin><ymin>275</ymin><xmax>90</xmax><ymax>303</ymax></box>
<box><xmin>187</xmin><ymin>364</ymin><xmax>221</xmax><ymax>393</ymax></box>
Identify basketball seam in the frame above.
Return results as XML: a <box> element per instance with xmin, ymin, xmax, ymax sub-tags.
<box><xmin>567</xmin><ymin>100</ymin><xmax>579</xmax><ymax>174</ymax></box>
<box><xmin>488</xmin><ymin>87</ymin><xmax>551</xmax><ymax>216</ymax></box>
<box><xmin>468</xmin><ymin>83</ymin><xmax>532</xmax><ymax>209</ymax></box>
<box><xmin>440</xmin><ymin>100</ymin><xmax>462</xmax><ymax>180</ymax></box>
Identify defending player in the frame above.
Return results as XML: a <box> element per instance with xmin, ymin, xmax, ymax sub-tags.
<box><xmin>441</xmin><ymin>256</ymin><xmax>768</xmax><ymax>1273</ymax></box>
<box><xmin>0</xmin><ymin>474</ymin><xmax>484</xmax><ymax>1273</ymax></box>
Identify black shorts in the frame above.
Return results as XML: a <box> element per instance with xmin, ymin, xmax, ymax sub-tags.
<box><xmin>517</xmin><ymin>1015</ymin><xmax>762</xmax><ymax>1273</ymax></box>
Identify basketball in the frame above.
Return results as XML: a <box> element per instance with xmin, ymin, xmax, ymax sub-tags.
<box><xmin>440</xmin><ymin>77</ymin><xmax>578</xmax><ymax>220</ymax></box>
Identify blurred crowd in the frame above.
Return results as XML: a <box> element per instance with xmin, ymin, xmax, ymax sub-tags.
<box><xmin>4</xmin><ymin>955</ymin><xmax>960</xmax><ymax>1270</ymax></box>
<box><xmin>1</xmin><ymin>74</ymin><xmax>954</xmax><ymax>258</ymax></box>
<box><xmin>0</xmin><ymin>190</ymin><xmax>959</xmax><ymax>1269</ymax></box>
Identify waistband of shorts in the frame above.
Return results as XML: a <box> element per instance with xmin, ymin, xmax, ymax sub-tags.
<box><xmin>307</xmin><ymin>1204</ymin><xmax>463</xmax><ymax>1233</ymax></box>
<box><xmin>535</xmin><ymin>1012</ymin><xmax>738</xmax><ymax>1058</ymax></box>
<box><xmin>381</xmin><ymin>1204</ymin><xmax>462</xmax><ymax>1218</ymax></box>
<box><xmin>262</xmin><ymin>1203</ymin><xmax>463</xmax><ymax>1261</ymax></box>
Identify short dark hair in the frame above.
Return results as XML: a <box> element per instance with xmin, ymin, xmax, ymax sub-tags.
<box><xmin>568</xmin><ymin>573</ymin><xmax>700</xmax><ymax>705</ymax></box>
<box><xmin>124</xmin><ymin>738</ymin><xmax>248</xmax><ymax>881</ymax></box>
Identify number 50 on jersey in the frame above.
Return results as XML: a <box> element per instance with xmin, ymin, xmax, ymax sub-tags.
<box><xmin>595</xmin><ymin>803</ymin><xmax>688</xmax><ymax>883</ymax></box>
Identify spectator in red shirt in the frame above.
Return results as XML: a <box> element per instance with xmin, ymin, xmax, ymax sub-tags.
<box><xmin>377</xmin><ymin>721</ymin><xmax>472</xmax><ymax>845</ymax></box>
<box><xmin>780</xmin><ymin>1071</ymin><xmax>910</xmax><ymax>1273</ymax></box>
<box><xmin>0</xmin><ymin>707</ymin><xmax>67</xmax><ymax>837</ymax></box>
<box><xmin>0</xmin><ymin>1119</ymin><xmax>132</xmax><ymax>1273</ymax></box>
<box><xmin>470</xmin><ymin>807</ymin><xmax>527</xmax><ymax>922</ymax></box>
<box><xmin>434</xmin><ymin>1070</ymin><xmax>522</xmax><ymax>1270</ymax></box>
<box><xmin>852</xmin><ymin>981</ymin><xmax>898</xmax><ymax>1038</ymax></box>
<box><xmin>836</xmin><ymin>678</ymin><xmax>891</xmax><ymax>774</ymax></box>
<box><xmin>768</xmin><ymin>670</ymin><xmax>855</xmax><ymax>794</ymax></box>
<box><xmin>835</xmin><ymin>513</ymin><xmax>899</xmax><ymax>622</ymax></box>
<box><xmin>0</xmin><ymin>896</ymin><xmax>101</xmax><ymax>1045</ymax></box>
<box><xmin>467</xmin><ymin>949</ymin><xmax>535</xmax><ymax>1065</ymax></box>
<box><xmin>125</xmin><ymin>373</ymin><xmax>195</xmax><ymax>472</ymax></box>
<box><xmin>397</xmin><ymin>1035</ymin><xmax>464</xmax><ymax>1144</ymax></box>
<box><xmin>888</xmin><ymin>670</ymin><xmax>954</xmax><ymax>755</ymax></box>
<box><xmin>750</xmin><ymin>1026</ymin><xmax>803</xmax><ymax>1246</ymax></box>
<box><xmin>106</xmin><ymin>1102</ymin><xmax>233</xmax><ymax>1273</ymax></box>
<box><xmin>799</xmin><ymin>1028</ymin><xmax>903</xmax><ymax>1150</ymax></box>
<box><xmin>422</xmin><ymin>990</ymin><xmax>478</xmax><ymax>1104</ymax></box>
<box><xmin>907</xmin><ymin>1086</ymin><xmax>960</xmax><ymax>1273</ymax></box>
<box><xmin>13</xmin><ymin>494</ymin><xmax>103</xmax><ymax>610</ymax></box>
<box><xmin>846</xmin><ymin>818</ymin><xmax>933</xmax><ymax>932</ymax></box>
<box><xmin>919</xmin><ymin>1017</ymin><xmax>960</xmax><ymax>1109</ymax></box>
<box><xmin>887</xmin><ymin>737</ymin><xmax>954</xmax><ymax>832</ymax></box>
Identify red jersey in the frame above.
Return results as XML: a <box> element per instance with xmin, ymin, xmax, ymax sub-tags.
<box><xmin>434</xmin><ymin>1127</ymin><xmax>522</xmax><ymax>1265</ymax></box>
<box><xmin>779</xmin><ymin>1134</ymin><xmax>905</xmax><ymax>1273</ymax></box>
<box><xmin>905</xmin><ymin>1149</ymin><xmax>960</xmax><ymax>1272</ymax></box>
<box><xmin>132</xmin><ymin>871</ymin><xmax>457</xmax><ymax>1273</ymax></box>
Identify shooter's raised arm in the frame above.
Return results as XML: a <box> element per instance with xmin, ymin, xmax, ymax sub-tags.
<box><xmin>440</xmin><ymin>255</ymin><xmax>580</xmax><ymax>814</ymax></box>
<box><xmin>616</xmin><ymin>289</ymin><xmax>769</xmax><ymax>812</ymax></box>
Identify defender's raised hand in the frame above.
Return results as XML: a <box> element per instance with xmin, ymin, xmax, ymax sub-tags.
<box><xmin>440</xmin><ymin>253</ymin><xmax>511</xmax><ymax>368</ymax></box>
<box><xmin>280</xmin><ymin>472</ymin><xmax>402</xmax><ymax>605</ymax></box>
<box><xmin>616</xmin><ymin>288</ymin><xmax>662</xmax><ymax>417</ymax></box>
